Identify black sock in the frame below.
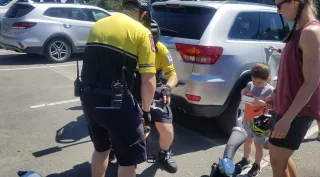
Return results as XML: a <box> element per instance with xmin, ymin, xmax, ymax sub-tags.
<box><xmin>160</xmin><ymin>149</ymin><xmax>169</xmax><ymax>154</ymax></box>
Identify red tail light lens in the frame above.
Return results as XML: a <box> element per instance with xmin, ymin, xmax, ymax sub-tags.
<box><xmin>12</xmin><ymin>22</ymin><xmax>37</xmax><ymax>29</ymax></box>
<box><xmin>176</xmin><ymin>43</ymin><xmax>223</xmax><ymax>64</ymax></box>
<box><xmin>185</xmin><ymin>94</ymin><xmax>201</xmax><ymax>102</ymax></box>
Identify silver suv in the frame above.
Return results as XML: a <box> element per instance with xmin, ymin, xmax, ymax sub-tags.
<box><xmin>0</xmin><ymin>1</ymin><xmax>111</xmax><ymax>62</ymax></box>
<box><xmin>152</xmin><ymin>1</ymin><xmax>289</xmax><ymax>133</ymax></box>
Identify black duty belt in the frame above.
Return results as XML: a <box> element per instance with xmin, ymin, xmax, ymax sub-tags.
<box><xmin>82</xmin><ymin>85</ymin><xmax>112</xmax><ymax>96</ymax></box>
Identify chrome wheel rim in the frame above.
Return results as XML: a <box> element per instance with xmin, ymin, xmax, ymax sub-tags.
<box><xmin>49</xmin><ymin>41</ymin><xmax>69</xmax><ymax>61</ymax></box>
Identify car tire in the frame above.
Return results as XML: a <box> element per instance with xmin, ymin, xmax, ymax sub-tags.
<box><xmin>44</xmin><ymin>37</ymin><xmax>72</xmax><ymax>63</ymax></box>
<box><xmin>217</xmin><ymin>80</ymin><xmax>249</xmax><ymax>134</ymax></box>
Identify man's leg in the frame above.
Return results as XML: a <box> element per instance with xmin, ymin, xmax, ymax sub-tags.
<box><xmin>118</xmin><ymin>166</ymin><xmax>136</xmax><ymax>177</ymax></box>
<box><xmin>151</xmin><ymin>104</ymin><xmax>177</xmax><ymax>173</ymax></box>
<box><xmin>91</xmin><ymin>150</ymin><xmax>111</xmax><ymax>177</ymax></box>
<box><xmin>81</xmin><ymin>95</ymin><xmax>112</xmax><ymax>177</ymax></box>
<box><xmin>155</xmin><ymin>122</ymin><xmax>174</xmax><ymax>151</ymax></box>
<box><xmin>109</xmin><ymin>94</ymin><xmax>147</xmax><ymax>177</ymax></box>
<box><xmin>155</xmin><ymin>122</ymin><xmax>178</xmax><ymax>173</ymax></box>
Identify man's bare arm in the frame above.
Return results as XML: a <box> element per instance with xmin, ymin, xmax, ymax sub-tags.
<box><xmin>141</xmin><ymin>73</ymin><xmax>156</xmax><ymax>112</ymax></box>
<box><xmin>165</xmin><ymin>75</ymin><xmax>178</xmax><ymax>88</ymax></box>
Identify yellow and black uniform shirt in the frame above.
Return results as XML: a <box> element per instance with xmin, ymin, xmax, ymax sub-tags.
<box><xmin>81</xmin><ymin>13</ymin><xmax>156</xmax><ymax>88</ymax></box>
<box><xmin>155</xmin><ymin>42</ymin><xmax>176</xmax><ymax>85</ymax></box>
<box><xmin>132</xmin><ymin>41</ymin><xmax>177</xmax><ymax>101</ymax></box>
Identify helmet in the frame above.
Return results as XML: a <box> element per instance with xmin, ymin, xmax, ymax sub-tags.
<box><xmin>122</xmin><ymin>0</ymin><xmax>152</xmax><ymax>28</ymax></box>
<box><xmin>251</xmin><ymin>114</ymin><xmax>271</xmax><ymax>137</ymax></box>
<box><xmin>122</xmin><ymin>0</ymin><xmax>152</xmax><ymax>18</ymax></box>
<box><xmin>150</xmin><ymin>19</ymin><xmax>160</xmax><ymax>44</ymax></box>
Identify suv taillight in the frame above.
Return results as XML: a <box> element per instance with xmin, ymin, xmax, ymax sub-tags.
<box><xmin>12</xmin><ymin>22</ymin><xmax>36</xmax><ymax>29</ymax></box>
<box><xmin>176</xmin><ymin>43</ymin><xmax>223</xmax><ymax>64</ymax></box>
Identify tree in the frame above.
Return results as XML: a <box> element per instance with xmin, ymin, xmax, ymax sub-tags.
<box><xmin>88</xmin><ymin>0</ymin><xmax>122</xmax><ymax>11</ymax></box>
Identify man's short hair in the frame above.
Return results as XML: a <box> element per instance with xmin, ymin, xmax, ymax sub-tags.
<box><xmin>251</xmin><ymin>63</ymin><xmax>270</xmax><ymax>80</ymax></box>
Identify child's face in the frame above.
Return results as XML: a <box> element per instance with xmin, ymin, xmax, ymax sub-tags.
<box><xmin>252</xmin><ymin>77</ymin><xmax>269</xmax><ymax>88</ymax></box>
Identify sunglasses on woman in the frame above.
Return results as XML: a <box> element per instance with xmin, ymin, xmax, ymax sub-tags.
<box><xmin>276</xmin><ymin>0</ymin><xmax>291</xmax><ymax>10</ymax></box>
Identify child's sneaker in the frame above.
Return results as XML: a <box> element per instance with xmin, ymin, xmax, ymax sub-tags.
<box><xmin>235</xmin><ymin>158</ymin><xmax>251</xmax><ymax>170</ymax></box>
<box><xmin>247</xmin><ymin>163</ymin><xmax>261</xmax><ymax>177</ymax></box>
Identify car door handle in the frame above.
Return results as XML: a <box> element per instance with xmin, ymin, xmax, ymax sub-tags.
<box><xmin>63</xmin><ymin>24</ymin><xmax>72</xmax><ymax>28</ymax></box>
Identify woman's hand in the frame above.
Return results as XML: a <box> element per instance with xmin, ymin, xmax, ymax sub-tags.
<box><xmin>271</xmin><ymin>117</ymin><xmax>291</xmax><ymax>139</ymax></box>
<box><xmin>269</xmin><ymin>45</ymin><xmax>278</xmax><ymax>51</ymax></box>
<box><xmin>265</xmin><ymin>92</ymin><xmax>275</xmax><ymax>109</ymax></box>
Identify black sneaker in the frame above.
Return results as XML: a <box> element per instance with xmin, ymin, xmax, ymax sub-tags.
<box><xmin>247</xmin><ymin>163</ymin><xmax>261</xmax><ymax>177</ymax></box>
<box><xmin>158</xmin><ymin>150</ymin><xmax>178</xmax><ymax>173</ymax></box>
<box><xmin>235</xmin><ymin>158</ymin><xmax>251</xmax><ymax>170</ymax></box>
<box><xmin>109</xmin><ymin>149</ymin><xmax>116</xmax><ymax>162</ymax></box>
<box><xmin>317</xmin><ymin>133</ymin><xmax>320</xmax><ymax>141</ymax></box>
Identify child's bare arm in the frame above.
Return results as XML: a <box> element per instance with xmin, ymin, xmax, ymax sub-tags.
<box><xmin>241</xmin><ymin>83</ymin><xmax>251</xmax><ymax>95</ymax></box>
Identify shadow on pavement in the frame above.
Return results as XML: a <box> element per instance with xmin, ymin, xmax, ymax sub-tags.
<box><xmin>32</xmin><ymin>113</ymin><xmax>89</xmax><ymax>158</ymax></box>
<box><xmin>46</xmin><ymin>161</ymin><xmax>118</xmax><ymax>177</ymax></box>
<box><xmin>55</xmin><ymin>114</ymin><xmax>88</xmax><ymax>144</ymax></box>
<box><xmin>0</xmin><ymin>53</ymin><xmax>81</xmax><ymax>66</ymax></box>
<box><xmin>35</xmin><ymin>105</ymin><xmax>228</xmax><ymax>177</ymax></box>
<box><xmin>302</xmin><ymin>137</ymin><xmax>319</xmax><ymax>143</ymax></box>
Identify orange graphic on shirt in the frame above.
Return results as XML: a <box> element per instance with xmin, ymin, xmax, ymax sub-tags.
<box><xmin>244</xmin><ymin>104</ymin><xmax>269</xmax><ymax>121</ymax></box>
<box><xmin>243</xmin><ymin>92</ymin><xmax>270</xmax><ymax>121</ymax></box>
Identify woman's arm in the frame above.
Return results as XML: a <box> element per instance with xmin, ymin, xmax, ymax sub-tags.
<box><xmin>281</xmin><ymin>26</ymin><xmax>320</xmax><ymax>123</ymax></box>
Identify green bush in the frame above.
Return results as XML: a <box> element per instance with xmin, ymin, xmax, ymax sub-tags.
<box><xmin>88</xmin><ymin>0</ymin><xmax>123</xmax><ymax>11</ymax></box>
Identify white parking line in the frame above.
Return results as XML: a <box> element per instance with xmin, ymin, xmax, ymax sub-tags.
<box><xmin>0</xmin><ymin>63</ymin><xmax>82</xmax><ymax>72</ymax></box>
<box><xmin>30</xmin><ymin>98</ymin><xmax>80</xmax><ymax>109</ymax></box>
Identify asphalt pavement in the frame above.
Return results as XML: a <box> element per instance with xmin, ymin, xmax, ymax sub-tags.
<box><xmin>0</xmin><ymin>50</ymin><xmax>319</xmax><ymax>177</ymax></box>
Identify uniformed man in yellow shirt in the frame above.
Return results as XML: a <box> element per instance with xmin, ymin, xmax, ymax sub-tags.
<box><xmin>79</xmin><ymin>0</ymin><xmax>156</xmax><ymax>176</ymax></box>
<box><xmin>131</xmin><ymin>20</ymin><xmax>179</xmax><ymax>173</ymax></box>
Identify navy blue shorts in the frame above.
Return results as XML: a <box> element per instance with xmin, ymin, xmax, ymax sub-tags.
<box><xmin>150</xmin><ymin>101</ymin><xmax>173</xmax><ymax>124</ymax></box>
<box><xmin>80</xmin><ymin>90</ymin><xmax>147</xmax><ymax>166</ymax></box>
<box><xmin>268</xmin><ymin>112</ymin><xmax>313</xmax><ymax>150</ymax></box>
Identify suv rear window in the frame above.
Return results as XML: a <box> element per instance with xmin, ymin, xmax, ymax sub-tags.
<box><xmin>5</xmin><ymin>4</ymin><xmax>35</xmax><ymax>18</ymax></box>
<box><xmin>152</xmin><ymin>4</ymin><xmax>216</xmax><ymax>40</ymax></box>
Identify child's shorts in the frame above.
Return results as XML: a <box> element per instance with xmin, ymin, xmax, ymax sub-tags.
<box><xmin>242</xmin><ymin>119</ymin><xmax>266</xmax><ymax>144</ymax></box>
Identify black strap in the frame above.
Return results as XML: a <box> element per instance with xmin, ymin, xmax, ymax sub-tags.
<box><xmin>76</xmin><ymin>57</ymin><xmax>80</xmax><ymax>81</ymax></box>
<box><xmin>82</xmin><ymin>85</ymin><xmax>112</xmax><ymax>95</ymax></box>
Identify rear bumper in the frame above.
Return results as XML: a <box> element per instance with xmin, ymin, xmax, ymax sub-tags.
<box><xmin>170</xmin><ymin>94</ymin><xmax>223</xmax><ymax>118</ymax></box>
<box><xmin>0</xmin><ymin>43</ymin><xmax>43</xmax><ymax>55</ymax></box>
<box><xmin>0</xmin><ymin>34</ymin><xmax>44</xmax><ymax>55</ymax></box>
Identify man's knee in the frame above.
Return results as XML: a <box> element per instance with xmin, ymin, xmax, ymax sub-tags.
<box><xmin>155</xmin><ymin>122</ymin><xmax>174</xmax><ymax>137</ymax></box>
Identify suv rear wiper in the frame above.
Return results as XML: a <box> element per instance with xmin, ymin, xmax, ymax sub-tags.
<box><xmin>160</xmin><ymin>27</ymin><xmax>179</xmax><ymax>36</ymax></box>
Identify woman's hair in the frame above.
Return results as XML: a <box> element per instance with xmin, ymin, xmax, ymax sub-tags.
<box><xmin>283</xmin><ymin>0</ymin><xmax>317</xmax><ymax>42</ymax></box>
